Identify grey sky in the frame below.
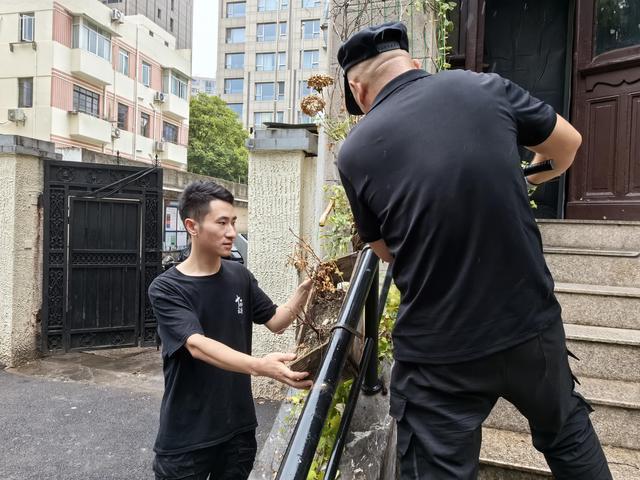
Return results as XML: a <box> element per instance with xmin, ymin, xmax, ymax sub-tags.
<box><xmin>192</xmin><ymin>0</ymin><xmax>219</xmax><ymax>78</ymax></box>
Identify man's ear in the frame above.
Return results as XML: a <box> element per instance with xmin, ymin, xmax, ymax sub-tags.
<box><xmin>348</xmin><ymin>79</ymin><xmax>367</xmax><ymax>112</ymax></box>
<box><xmin>184</xmin><ymin>218</ymin><xmax>198</xmax><ymax>236</ymax></box>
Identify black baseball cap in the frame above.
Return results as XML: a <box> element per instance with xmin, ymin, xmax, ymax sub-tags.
<box><xmin>337</xmin><ymin>22</ymin><xmax>409</xmax><ymax>115</ymax></box>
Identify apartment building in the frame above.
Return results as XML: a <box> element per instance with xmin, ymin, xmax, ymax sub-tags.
<box><xmin>217</xmin><ymin>0</ymin><xmax>328</xmax><ymax>129</ymax></box>
<box><xmin>0</xmin><ymin>0</ymin><xmax>192</xmax><ymax>169</ymax></box>
<box><xmin>191</xmin><ymin>76</ymin><xmax>216</xmax><ymax>96</ymax></box>
<box><xmin>100</xmin><ymin>0</ymin><xmax>193</xmax><ymax>49</ymax></box>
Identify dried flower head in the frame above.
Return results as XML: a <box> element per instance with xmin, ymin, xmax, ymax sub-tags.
<box><xmin>306</xmin><ymin>74</ymin><xmax>334</xmax><ymax>92</ymax></box>
<box><xmin>300</xmin><ymin>95</ymin><xmax>325</xmax><ymax>116</ymax></box>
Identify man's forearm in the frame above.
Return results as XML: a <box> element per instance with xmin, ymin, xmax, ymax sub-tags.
<box><xmin>186</xmin><ymin>334</ymin><xmax>260</xmax><ymax>375</ymax></box>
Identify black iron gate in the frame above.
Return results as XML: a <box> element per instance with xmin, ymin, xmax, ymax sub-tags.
<box><xmin>43</xmin><ymin>161</ymin><xmax>163</xmax><ymax>352</ymax></box>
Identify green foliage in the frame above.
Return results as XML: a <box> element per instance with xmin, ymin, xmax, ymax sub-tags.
<box><xmin>187</xmin><ymin>93</ymin><xmax>249</xmax><ymax>183</ymax></box>
<box><xmin>434</xmin><ymin>1</ymin><xmax>458</xmax><ymax>71</ymax></box>
<box><xmin>321</xmin><ymin>185</ymin><xmax>356</xmax><ymax>260</ymax></box>
<box><xmin>521</xmin><ymin>161</ymin><xmax>538</xmax><ymax>209</ymax></box>
<box><xmin>379</xmin><ymin>283</ymin><xmax>400</xmax><ymax>361</ymax></box>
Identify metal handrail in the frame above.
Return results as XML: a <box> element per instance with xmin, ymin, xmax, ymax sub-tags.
<box><xmin>276</xmin><ymin>247</ymin><xmax>388</xmax><ymax>480</ymax></box>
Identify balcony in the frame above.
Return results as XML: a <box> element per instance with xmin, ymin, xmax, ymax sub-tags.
<box><xmin>160</xmin><ymin>93</ymin><xmax>189</xmax><ymax>120</ymax></box>
<box><xmin>70</xmin><ymin>49</ymin><xmax>113</xmax><ymax>86</ymax></box>
<box><xmin>157</xmin><ymin>141</ymin><xmax>187</xmax><ymax>167</ymax></box>
<box><xmin>68</xmin><ymin>111</ymin><xmax>111</xmax><ymax>145</ymax></box>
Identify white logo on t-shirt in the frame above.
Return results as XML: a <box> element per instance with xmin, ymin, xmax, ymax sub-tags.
<box><xmin>235</xmin><ymin>295</ymin><xmax>244</xmax><ymax>314</ymax></box>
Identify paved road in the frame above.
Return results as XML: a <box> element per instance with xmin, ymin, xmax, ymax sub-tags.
<box><xmin>0</xmin><ymin>370</ymin><xmax>279</xmax><ymax>480</ymax></box>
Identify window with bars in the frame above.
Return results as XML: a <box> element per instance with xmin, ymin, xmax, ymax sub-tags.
<box><xmin>302</xmin><ymin>19</ymin><xmax>321</xmax><ymax>39</ymax></box>
<box><xmin>163</xmin><ymin>122</ymin><xmax>179</xmax><ymax>143</ymax></box>
<box><xmin>73</xmin><ymin>85</ymin><xmax>100</xmax><ymax>117</ymax></box>
<box><xmin>117</xmin><ymin>103</ymin><xmax>128</xmax><ymax>130</ymax></box>
<box><xmin>255</xmin><ymin>82</ymin><xmax>285</xmax><ymax>101</ymax></box>
<box><xmin>18</xmin><ymin>78</ymin><xmax>33</xmax><ymax>108</ymax></box>
<box><xmin>226</xmin><ymin>53</ymin><xmax>245</xmax><ymax>69</ymax></box>
<box><xmin>20</xmin><ymin>13</ymin><xmax>35</xmax><ymax>42</ymax></box>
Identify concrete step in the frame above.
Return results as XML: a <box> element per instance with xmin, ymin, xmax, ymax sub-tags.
<box><xmin>479</xmin><ymin>427</ymin><xmax>640</xmax><ymax>479</ymax></box>
<box><xmin>538</xmin><ymin>219</ymin><xmax>640</xmax><ymax>251</ymax></box>
<box><xmin>555</xmin><ymin>283</ymin><xmax>640</xmax><ymax>330</ymax></box>
<box><xmin>544</xmin><ymin>247</ymin><xmax>640</xmax><ymax>287</ymax></box>
<box><xmin>565</xmin><ymin>324</ymin><xmax>640</xmax><ymax>382</ymax></box>
<box><xmin>484</xmin><ymin>377</ymin><xmax>640</xmax><ymax>450</ymax></box>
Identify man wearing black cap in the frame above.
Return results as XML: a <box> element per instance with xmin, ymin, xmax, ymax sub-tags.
<box><xmin>337</xmin><ymin>22</ymin><xmax>611</xmax><ymax>479</ymax></box>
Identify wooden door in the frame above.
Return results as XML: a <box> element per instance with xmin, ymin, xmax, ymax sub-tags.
<box><xmin>568</xmin><ymin>0</ymin><xmax>640</xmax><ymax>219</ymax></box>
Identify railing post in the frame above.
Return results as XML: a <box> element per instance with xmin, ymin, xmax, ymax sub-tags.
<box><xmin>362</xmin><ymin>262</ymin><xmax>384</xmax><ymax>395</ymax></box>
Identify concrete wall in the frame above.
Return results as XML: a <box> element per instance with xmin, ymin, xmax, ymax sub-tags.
<box><xmin>0</xmin><ymin>137</ymin><xmax>58</xmax><ymax>367</ymax></box>
<box><xmin>247</xmin><ymin>127</ymin><xmax>319</xmax><ymax>398</ymax></box>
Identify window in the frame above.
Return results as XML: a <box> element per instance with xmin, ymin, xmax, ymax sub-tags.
<box><xmin>117</xmin><ymin>103</ymin><xmax>128</xmax><ymax>130</ymax></box>
<box><xmin>302</xmin><ymin>19</ymin><xmax>321</xmax><ymax>39</ymax></box>
<box><xmin>257</xmin><ymin>0</ymin><xmax>286</xmax><ymax>11</ymax></box>
<box><xmin>227</xmin><ymin>1</ymin><xmax>246</xmax><ymax>17</ymax></box>
<box><xmin>224</xmin><ymin>78</ymin><xmax>244</xmax><ymax>94</ymax></box>
<box><xmin>254</xmin><ymin>52</ymin><xmax>285</xmax><ymax>72</ymax></box>
<box><xmin>170</xmin><ymin>18</ymin><xmax>174</xmax><ymax>32</ymax></box>
<box><xmin>118</xmin><ymin>49</ymin><xmax>129</xmax><ymax>76</ymax></box>
<box><xmin>300</xmin><ymin>50</ymin><xmax>319</xmax><ymax>69</ymax></box>
<box><xmin>163</xmin><ymin>122</ymin><xmax>179</xmax><ymax>143</ymax></box>
<box><xmin>299</xmin><ymin>80</ymin><xmax>313</xmax><ymax>97</ymax></box>
<box><xmin>72</xmin><ymin>19</ymin><xmax>112</xmax><ymax>61</ymax></box>
<box><xmin>171</xmin><ymin>0</ymin><xmax>175</xmax><ymax>10</ymax></box>
<box><xmin>280</xmin><ymin>22</ymin><xmax>288</xmax><ymax>38</ymax></box>
<box><xmin>142</xmin><ymin>62</ymin><xmax>151</xmax><ymax>87</ymax></box>
<box><xmin>73</xmin><ymin>85</ymin><xmax>100</xmax><ymax>117</ymax></box>
<box><xmin>171</xmin><ymin>74</ymin><xmax>188</xmax><ymax>99</ymax></box>
<box><xmin>20</xmin><ymin>13</ymin><xmax>35</xmax><ymax>42</ymax></box>
<box><xmin>254</xmin><ymin>111</ymin><xmax>284</xmax><ymax>126</ymax></box>
<box><xmin>157</xmin><ymin>8</ymin><xmax>161</xmax><ymax>19</ymax></box>
<box><xmin>595</xmin><ymin>0</ymin><xmax>640</xmax><ymax>55</ymax></box>
<box><xmin>302</xmin><ymin>0</ymin><xmax>321</xmax><ymax>7</ymax></box>
<box><xmin>18</xmin><ymin>78</ymin><xmax>33</xmax><ymax>108</ymax></box>
<box><xmin>140</xmin><ymin>112</ymin><xmax>150</xmax><ymax>137</ymax></box>
<box><xmin>255</xmin><ymin>82</ymin><xmax>285</xmax><ymax>101</ymax></box>
<box><xmin>298</xmin><ymin>111</ymin><xmax>314</xmax><ymax>123</ymax></box>
<box><xmin>149</xmin><ymin>30</ymin><xmax>154</xmax><ymax>37</ymax></box>
<box><xmin>205</xmin><ymin>80</ymin><xmax>215</xmax><ymax>94</ymax></box>
<box><xmin>225</xmin><ymin>53</ymin><xmax>245</xmax><ymax>69</ymax></box>
<box><xmin>257</xmin><ymin>23</ymin><xmax>276</xmax><ymax>42</ymax></box>
<box><xmin>278</xmin><ymin>52</ymin><xmax>287</xmax><ymax>70</ymax></box>
<box><xmin>226</xmin><ymin>27</ymin><xmax>245</xmax><ymax>43</ymax></box>
<box><xmin>227</xmin><ymin>103</ymin><xmax>243</xmax><ymax>118</ymax></box>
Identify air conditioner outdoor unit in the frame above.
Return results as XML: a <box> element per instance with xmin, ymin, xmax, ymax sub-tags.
<box><xmin>111</xmin><ymin>127</ymin><xmax>121</xmax><ymax>139</ymax></box>
<box><xmin>154</xmin><ymin>92</ymin><xmax>166</xmax><ymax>103</ymax></box>
<box><xmin>111</xmin><ymin>9</ymin><xmax>124</xmax><ymax>23</ymax></box>
<box><xmin>155</xmin><ymin>141</ymin><xmax>166</xmax><ymax>152</ymax></box>
<box><xmin>8</xmin><ymin>109</ymin><xmax>26</xmax><ymax>123</ymax></box>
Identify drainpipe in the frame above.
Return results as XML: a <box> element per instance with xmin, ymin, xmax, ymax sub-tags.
<box><xmin>133</xmin><ymin>25</ymin><xmax>139</xmax><ymax>162</ymax></box>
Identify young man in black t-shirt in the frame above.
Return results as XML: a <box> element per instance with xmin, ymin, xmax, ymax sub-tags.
<box><xmin>336</xmin><ymin>23</ymin><xmax>612</xmax><ymax>479</ymax></box>
<box><xmin>148</xmin><ymin>181</ymin><xmax>313</xmax><ymax>480</ymax></box>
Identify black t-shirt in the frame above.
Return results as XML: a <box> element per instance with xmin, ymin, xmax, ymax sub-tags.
<box><xmin>148</xmin><ymin>260</ymin><xmax>277</xmax><ymax>454</ymax></box>
<box><xmin>338</xmin><ymin>69</ymin><xmax>561</xmax><ymax>364</ymax></box>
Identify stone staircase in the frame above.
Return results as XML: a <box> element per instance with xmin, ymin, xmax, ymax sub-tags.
<box><xmin>478</xmin><ymin>220</ymin><xmax>640</xmax><ymax>479</ymax></box>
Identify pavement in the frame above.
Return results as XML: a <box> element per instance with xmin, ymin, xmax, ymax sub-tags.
<box><xmin>0</xmin><ymin>348</ymin><xmax>280</xmax><ymax>480</ymax></box>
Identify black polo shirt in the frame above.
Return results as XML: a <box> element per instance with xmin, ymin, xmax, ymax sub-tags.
<box><xmin>338</xmin><ymin>69</ymin><xmax>561</xmax><ymax>364</ymax></box>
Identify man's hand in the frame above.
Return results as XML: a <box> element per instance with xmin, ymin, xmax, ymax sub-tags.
<box><xmin>266</xmin><ymin>278</ymin><xmax>313</xmax><ymax>334</ymax></box>
<box><xmin>254</xmin><ymin>352</ymin><xmax>313</xmax><ymax>389</ymax></box>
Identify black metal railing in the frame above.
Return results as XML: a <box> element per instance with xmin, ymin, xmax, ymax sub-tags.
<box><xmin>276</xmin><ymin>247</ymin><xmax>391</xmax><ymax>480</ymax></box>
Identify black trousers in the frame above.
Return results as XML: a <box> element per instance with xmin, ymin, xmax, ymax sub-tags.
<box><xmin>153</xmin><ymin>430</ymin><xmax>257</xmax><ymax>480</ymax></box>
<box><xmin>390</xmin><ymin>319</ymin><xmax>612</xmax><ymax>479</ymax></box>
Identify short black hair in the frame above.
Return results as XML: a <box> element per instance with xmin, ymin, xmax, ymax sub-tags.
<box><xmin>178</xmin><ymin>180</ymin><xmax>235</xmax><ymax>223</ymax></box>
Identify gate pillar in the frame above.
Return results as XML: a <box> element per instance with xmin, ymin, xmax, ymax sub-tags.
<box><xmin>0</xmin><ymin>136</ymin><xmax>59</xmax><ymax>367</ymax></box>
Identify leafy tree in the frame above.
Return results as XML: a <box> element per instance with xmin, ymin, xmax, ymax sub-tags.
<box><xmin>188</xmin><ymin>93</ymin><xmax>248</xmax><ymax>183</ymax></box>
